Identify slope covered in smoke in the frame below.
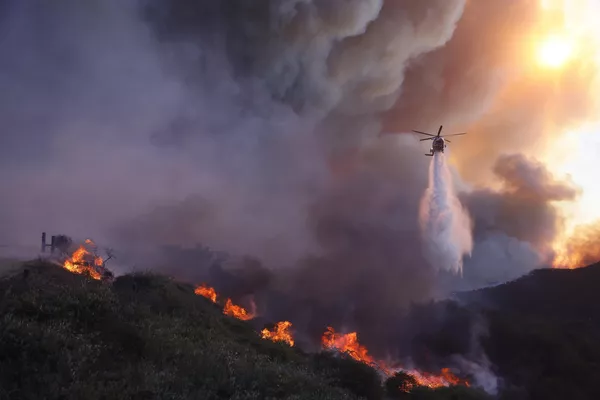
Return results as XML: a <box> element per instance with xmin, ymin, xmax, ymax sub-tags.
<box><xmin>397</xmin><ymin>261</ymin><xmax>600</xmax><ymax>400</ymax></box>
<box><xmin>459</xmin><ymin>261</ymin><xmax>600</xmax><ymax>322</ymax></box>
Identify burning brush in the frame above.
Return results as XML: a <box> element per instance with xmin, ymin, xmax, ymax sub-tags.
<box><xmin>193</xmin><ymin>285</ymin><xmax>470</xmax><ymax>390</ymax></box>
<box><xmin>261</xmin><ymin>321</ymin><xmax>295</xmax><ymax>347</ymax></box>
<box><xmin>61</xmin><ymin>239</ymin><xmax>113</xmax><ymax>281</ymax></box>
<box><xmin>194</xmin><ymin>283</ymin><xmax>256</xmax><ymax>321</ymax></box>
<box><xmin>322</xmin><ymin>327</ymin><xmax>470</xmax><ymax>391</ymax></box>
<box><xmin>194</xmin><ymin>284</ymin><xmax>217</xmax><ymax>302</ymax></box>
<box><xmin>223</xmin><ymin>298</ymin><xmax>255</xmax><ymax>321</ymax></box>
<box><xmin>322</xmin><ymin>326</ymin><xmax>380</xmax><ymax>369</ymax></box>
<box><xmin>195</xmin><ymin>284</ymin><xmax>295</xmax><ymax>346</ymax></box>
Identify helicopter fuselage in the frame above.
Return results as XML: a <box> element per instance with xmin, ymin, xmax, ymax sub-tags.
<box><xmin>426</xmin><ymin>137</ymin><xmax>446</xmax><ymax>156</ymax></box>
<box><xmin>432</xmin><ymin>137</ymin><xmax>445</xmax><ymax>152</ymax></box>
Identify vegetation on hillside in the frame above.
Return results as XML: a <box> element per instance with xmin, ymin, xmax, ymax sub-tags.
<box><xmin>458</xmin><ymin>265</ymin><xmax>600</xmax><ymax>400</ymax></box>
<box><xmin>0</xmin><ymin>261</ymin><xmax>489</xmax><ymax>400</ymax></box>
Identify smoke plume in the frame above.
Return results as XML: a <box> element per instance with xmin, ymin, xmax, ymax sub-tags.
<box><xmin>419</xmin><ymin>153</ymin><xmax>472</xmax><ymax>274</ymax></box>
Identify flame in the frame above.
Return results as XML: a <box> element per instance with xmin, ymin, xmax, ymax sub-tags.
<box><xmin>321</xmin><ymin>327</ymin><xmax>468</xmax><ymax>390</ymax></box>
<box><xmin>321</xmin><ymin>327</ymin><xmax>377</xmax><ymax>366</ymax></box>
<box><xmin>62</xmin><ymin>240</ymin><xmax>103</xmax><ymax>280</ymax></box>
<box><xmin>192</xmin><ymin>283</ymin><xmax>255</xmax><ymax>321</ymax></box>
<box><xmin>401</xmin><ymin>368</ymin><xmax>470</xmax><ymax>392</ymax></box>
<box><xmin>190</xmin><ymin>290</ymin><xmax>470</xmax><ymax>390</ymax></box>
<box><xmin>194</xmin><ymin>284</ymin><xmax>217</xmax><ymax>302</ymax></box>
<box><xmin>223</xmin><ymin>298</ymin><xmax>255</xmax><ymax>321</ymax></box>
<box><xmin>261</xmin><ymin>321</ymin><xmax>295</xmax><ymax>347</ymax></box>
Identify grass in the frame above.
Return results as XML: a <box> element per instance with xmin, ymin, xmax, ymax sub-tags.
<box><xmin>0</xmin><ymin>257</ymin><xmax>22</xmax><ymax>277</ymax></box>
<box><xmin>0</xmin><ymin>261</ymin><xmax>490</xmax><ymax>400</ymax></box>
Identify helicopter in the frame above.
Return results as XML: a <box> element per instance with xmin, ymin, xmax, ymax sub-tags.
<box><xmin>413</xmin><ymin>125</ymin><xmax>467</xmax><ymax>156</ymax></box>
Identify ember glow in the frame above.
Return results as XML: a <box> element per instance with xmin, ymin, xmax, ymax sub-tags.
<box><xmin>194</xmin><ymin>284</ymin><xmax>217</xmax><ymax>303</ymax></box>
<box><xmin>62</xmin><ymin>240</ymin><xmax>103</xmax><ymax>280</ymax></box>
<box><xmin>261</xmin><ymin>321</ymin><xmax>295</xmax><ymax>347</ymax></box>
<box><xmin>321</xmin><ymin>327</ymin><xmax>468</xmax><ymax>389</ymax></box>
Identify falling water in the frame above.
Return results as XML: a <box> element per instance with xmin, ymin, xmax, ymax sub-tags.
<box><xmin>419</xmin><ymin>152</ymin><xmax>473</xmax><ymax>274</ymax></box>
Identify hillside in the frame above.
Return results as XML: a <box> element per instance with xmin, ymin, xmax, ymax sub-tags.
<box><xmin>457</xmin><ymin>263</ymin><xmax>600</xmax><ymax>399</ymax></box>
<box><xmin>459</xmin><ymin>262</ymin><xmax>600</xmax><ymax>322</ymax></box>
<box><xmin>0</xmin><ymin>261</ymin><xmax>489</xmax><ymax>400</ymax></box>
<box><xmin>4</xmin><ymin>258</ymin><xmax>599</xmax><ymax>400</ymax></box>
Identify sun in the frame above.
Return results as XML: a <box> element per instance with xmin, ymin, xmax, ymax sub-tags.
<box><xmin>537</xmin><ymin>34</ymin><xmax>574</xmax><ymax>68</ymax></box>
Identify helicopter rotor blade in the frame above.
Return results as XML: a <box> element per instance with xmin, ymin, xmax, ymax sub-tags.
<box><xmin>420</xmin><ymin>137</ymin><xmax>434</xmax><ymax>141</ymax></box>
<box><xmin>412</xmin><ymin>130</ymin><xmax>437</xmax><ymax>137</ymax></box>
<box><xmin>439</xmin><ymin>132</ymin><xmax>467</xmax><ymax>138</ymax></box>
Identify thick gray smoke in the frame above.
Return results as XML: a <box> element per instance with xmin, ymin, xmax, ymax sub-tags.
<box><xmin>419</xmin><ymin>153</ymin><xmax>472</xmax><ymax>274</ymax></box>
<box><xmin>0</xmin><ymin>0</ymin><xmax>328</xmax><ymax>266</ymax></box>
<box><xmin>458</xmin><ymin>154</ymin><xmax>580</xmax><ymax>289</ymax></box>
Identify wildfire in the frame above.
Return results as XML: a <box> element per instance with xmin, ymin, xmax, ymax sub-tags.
<box><xmin>403</xmin><ymin>368</ymin><xmax>469</xmax><ymax>391</ymax></box>
<box><xmin>194</xmin><ymin>284</ymin><xmax>217</xmax><ymax>302</ymax></box>
<box><xmin>193</xmin><ymin>284</ymin><xmax>255</xmax><ymax>320</ymax></box>
<box><xmin>261</xmin><ymin>321</ymin><xmax>295</xmax><ymax>347</ymax></box>
<box><xmin>223</xmin><ymin>298</ymin><xmax>255</xmax><ymax>321</ymax></box>
<box><xmin>62</xmin><ymin>240</ymin><xmax>103</xmax><ymax>280</ymax></box>
<box><xmin>321</xmin><ymin>327</ymin><xmax>468</xmax><ymax>390</ymax></box>
<box><xmin>192</xmin><ymin>290</ymin><xmax>470</xmax><ymax>391</ymax></box>
<box><xmin>321</xmin><ymin>326</ymin><xmax>377</xmax><ymax>366</ymax></box>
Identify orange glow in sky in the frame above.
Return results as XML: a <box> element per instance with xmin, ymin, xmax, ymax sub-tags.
<box><xmin>537</xmin><ymin>34</ymin><xmax>574</xmax><ymax>68</ymax></box>
<box><xmin>536</xmin><ymin>0</ymin><xmax>600</xmax><ymax>261</ymax></box>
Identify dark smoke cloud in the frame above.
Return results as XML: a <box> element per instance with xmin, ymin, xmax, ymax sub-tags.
<box><xmin>0</xmin><ymin>0</ymin><xmax>327</xmax><ymax>266</ymax></box>
<box><xmin>213</xmin><ymin>0</ymin><xmax>466</xmax><ymax>121</ymax></box>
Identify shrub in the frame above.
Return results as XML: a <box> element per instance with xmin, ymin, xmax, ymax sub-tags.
<box><xmin>311</xmin><ymin>351</ymin><xmax>384</xmax><ymax>400</ymax></box>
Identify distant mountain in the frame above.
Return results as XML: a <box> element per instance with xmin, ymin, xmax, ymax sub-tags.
<box><xmin>459</xmin><ymin>263</ymin><xmax>600</xmax><ymax>323</ymax></box>
<box><xmin>452</xmin><ymin>263</ymin><xmax>600</xmax><ymax>400</ymax></box>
